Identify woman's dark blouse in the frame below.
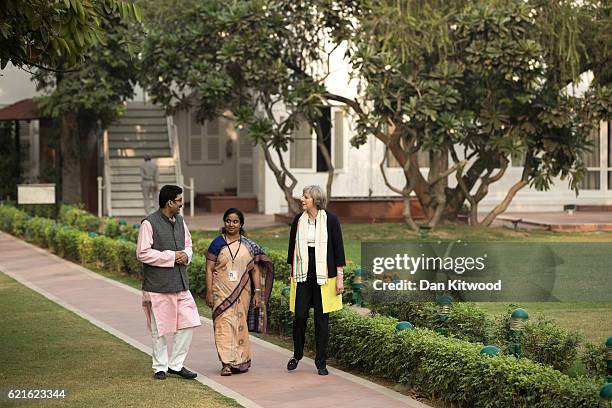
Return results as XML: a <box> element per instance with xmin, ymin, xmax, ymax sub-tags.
<box><xmin>286</xmin><ymin>211</ymin><xmax>346</xmax><ymax>279</ymax></box>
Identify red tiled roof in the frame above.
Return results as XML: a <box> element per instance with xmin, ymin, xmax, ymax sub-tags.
<box><xmin>0</xmin><ymin>98</ymin><xmax>42</xmax><ymax>120</ymax></box>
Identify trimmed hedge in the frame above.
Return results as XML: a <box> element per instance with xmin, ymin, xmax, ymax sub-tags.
<box><xmin>59</xmin><ymin>205</ymin><xmax>101</xmax><ymax>233</ymax></box>
<box><xmin>279</xmin><ymin>293</ymin><xmax>603</xmax><ymax>408</ymax></box>
<box><xmin>497</xmin><ymin>310</ymin><xmax>582</xmax><ymax>373</ymax></box>
<box><xmin>581</xmin><ymin>342</ymin><xmax>608</xmax><ymax>380</ymax></box>
<box><xmin>371</xmin><ymin>297</ymin><xmax>582</xmax><ymax>373</ymax></box>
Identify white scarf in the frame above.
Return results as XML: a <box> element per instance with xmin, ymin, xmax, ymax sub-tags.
<box><xmin>294</xmin><ymin>210</ymin><xmax>328</xmax><ymax>285</ymax></box>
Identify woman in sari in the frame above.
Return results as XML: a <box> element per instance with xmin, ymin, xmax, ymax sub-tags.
<box><xmin>205</xmin><ymin>208</ymin><xmax>274</xmax><ymax>376</ymax></box>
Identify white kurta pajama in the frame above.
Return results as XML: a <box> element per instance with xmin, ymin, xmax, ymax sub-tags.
<box><xmin>136</xmin><ymin>219</ymin><xmax>201</xmax><ymax>373</ymax></box>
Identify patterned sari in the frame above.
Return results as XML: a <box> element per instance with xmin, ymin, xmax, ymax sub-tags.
<box><xmin>206</xmin><ymin>235</ymin><xmax>274</xmax><ymax>371</ymax></box>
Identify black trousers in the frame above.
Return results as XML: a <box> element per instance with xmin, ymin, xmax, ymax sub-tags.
<box><xmin>292</xmin><ymin>247</ymin><xmax>329</xmax><ymax>369</ymax></box>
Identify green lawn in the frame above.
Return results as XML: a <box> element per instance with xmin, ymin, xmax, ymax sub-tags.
<box><xmin>193</xmin><ymin>222</ymin><xmax>612</xmax><ymax>264</ymax></box>
<box><xmin>0</xmin><ymin>272</ymin><xmax>240</xmax><ymax>408</ymax></box>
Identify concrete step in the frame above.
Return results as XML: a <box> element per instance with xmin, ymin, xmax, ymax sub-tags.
<box><xmin>115</xmin><ymin>116</ymin><xmax>166</xmax><ymax>126</ymax></box>
<box><xmin>111</xmin><ymin>208</ymin><xmax>148</xmax><ymax>217</ymax></box>
<box><xmin>110</xmin><ymin>157</ymin><xmax>174</xmax><ymax>167</ymax></box>
<box><xmin>108</xmin><ymin>124</ymin><xmax>167</xmax><ymax>134</ymax></box>
<box><xmin>110</xmin><ymin>166</ymin><xmax>175</xmax><ymax>176</ymax></box>
<box><xmin>111</xmin><ymin>182</ymin><xmax>144</xmax><ymax>192</ymax></box>
<box><xmin>111</xmin><ymin>174</ymin><xmax>176</xmax><ymax>184</ymax></box>
<box><xmin>108</xmin><ymin>132</ymin><xmax>168</xmax><ymax>142</ymax></box>
<box><xmin>122</xmin><ymin>108</ymin><xmax>166</xmax><ymax>118</ymax></box>
<box><xmin>109</xmin><ymin>140</ymin><xmax>169</xmax><ymax>149</ymax></box>
<box><xmin>112</xmin><ymin>191</ymin><xmax>155</xmax><ymax>200</ymax></box>
<box><xmin>126</xmin><ymin>101</ymin><xmax>163</xmax><ymax>109</ymax></box>
<box><xmin>112</xmin><ymin>199</ymin><xmax>145</xmax><ymax>208</ymax></box>
<box><xmin>109</xmin><ymin>148</ymin><xmax>171</xmax><ymax>158</ymax></box>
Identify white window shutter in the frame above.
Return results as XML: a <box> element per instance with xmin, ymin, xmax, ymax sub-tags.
<box><xmin>189</xmin><ymin>111</ymin><xmax>204</xmax><ymax>163</ymax></box>
<box><xmin>205</xmin><ymin>118</ymin><xmax>220</xmax><ymax>163</ymax></box>
<box><xmin>290</xmin><ymin>117</ymin><xmax>313</xmax><ymax>169</ymax></box>
<box><xmin>333</xmin><ymin>109</ymin><xmax>344</xmax><ymax>170</ymax></box>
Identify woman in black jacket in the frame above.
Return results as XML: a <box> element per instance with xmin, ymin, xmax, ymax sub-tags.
<box><xmin>286</xmin><ymin>185</ymin><xmax>345</xmax><ymax>376</ymax></box>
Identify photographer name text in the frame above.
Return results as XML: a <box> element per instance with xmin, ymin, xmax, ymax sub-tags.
<box><xmin>373</xmin><ymin>279</ymin><xmax>502</xmax><ymax>291</ymax></box>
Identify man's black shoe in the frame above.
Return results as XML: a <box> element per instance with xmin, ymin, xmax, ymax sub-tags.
<box><xmin>153</xmin><ymin>371</ymin><xmax>167</xmax><ymax>380</ymax></box>
<box><xmin>168</xmin><ymin>367</ymin><xmax>197</xmax><ymax>379</ymax></box>
<box><xmin>317</xmin><ymin>367</ymin><xmax>329</xmax><ymax>376</ymax></box>
<box><xmin>287</xmin><ymin>358</ymin><xmax>299</xmax><ymax>371</ymax></box>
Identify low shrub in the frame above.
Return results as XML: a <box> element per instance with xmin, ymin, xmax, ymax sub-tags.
<box><xmin>581</xmin><ymin>341</ymin><xmax>607</xmax><ymax>380</ymax></box>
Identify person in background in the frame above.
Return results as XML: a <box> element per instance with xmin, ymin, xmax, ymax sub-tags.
<box><xmin>286</xmin><ymin>185</ymin><xmax>345</xmax><ymax>376</ymax></box>
<box><xmin>141</xmin><ymin>155</ymin><xmax>159</xmax><ymax>215</ymax></box>
<box><xmin>136</xmin><ymin>185</ymin><xmax>199</xmax><ymax>380</ymax></box>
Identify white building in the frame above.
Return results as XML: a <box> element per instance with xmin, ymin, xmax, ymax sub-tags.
<box><xmin>1</xmin><ymin>57</ymin><xmax>609</xmax><ymax>217</ymax></box>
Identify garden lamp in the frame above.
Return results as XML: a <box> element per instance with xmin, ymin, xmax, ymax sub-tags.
<box><xmin>395</xmin><ymin>321</ymin><xmax>414</xmax><ymax>333</ymax></box>
<box><xmin>601</xmin><ymin>383</ymin><xmax>612</xmax><ymax>401</ymax></box>
<box><xmin>88</xmin><ymin>231</ymin><xmax>97</xmax><ymax>238</ymax></box>
<box><xmin>480</xmin><ymin>345</ymin><xmax>501</xmax><ymax>356</ymax></box>
<box><xmin>119</xmin><ymin>219</ymin><xmax>127</xmax><ymax>226</ymax></box>
<box><xmin>436</xmin><ymin>294</ymin><xmax>452</xmax><ymax>336</ymax></box>
<box><xmin>607</xmin><ymin>336</ymin><xmax>612</xmax><ymax>383</ymax></box>
<box><xmin>419</xmin><ymin>224</ymin><xmax>431</xmax><ymax>240</ymax></box>
<box><xmin>351</xmin><ymin>267</ymin><xmax>363</xmax><ymax>307</ymax></box>
<box><xmin>508</xmin><ymin>308</ymin><xmax>529</xmax><ymax>358</ymax></box>
<box><xmin>132</xmin><ymin>223</ymin><xmax>139</xmax><ymax>229</ymax></box>
<box><xmin>281</xmin><ymin>286</ymin><xmax>290</xmax><ymax>299</ymax></box>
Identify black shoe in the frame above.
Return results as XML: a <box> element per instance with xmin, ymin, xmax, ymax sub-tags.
<box><xmin>168</xmin><ymin>367</ymin><xmax>197</xmax><ymax>379</ymax></box>
<box><xmin>318</xmin><ymin>367</ymin><xmax>329</xmax><ymax>376</ymax></box>
<box><xmin>287</xmin><ymin>358</ymin><xmax>299</xmax><ymax>371</ymax></box>
<box><xmin>153</xmin><ymin>371</ymin><xmax>167</xmax><ymax>380</ymax></box>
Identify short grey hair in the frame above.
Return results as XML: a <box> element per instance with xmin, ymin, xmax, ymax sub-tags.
<box><xmin>303</xmin><ymin>185</ymin><xmax>327</xmax><ymax>210</ymax></box>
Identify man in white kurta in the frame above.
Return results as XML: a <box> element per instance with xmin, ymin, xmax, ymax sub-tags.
<box><xmin>136</xmin><ymin>185</ymin><xmax>201</xmax><ymax>380</ymax></box>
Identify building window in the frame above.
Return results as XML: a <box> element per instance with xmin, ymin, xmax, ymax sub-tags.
<box><xmin>188</xmin><ymin>112</ymin><xmax>221</xmax><ymax>164</ymax></box>
<box><xmin>580</xmin><ymin>127</ymin><xmax>601</xmax><ymax>190</ymax></box>
<box><xmin>289</xmin><ymin>107</ymin><xmax>344</xmax><ymax>171</ymax></box>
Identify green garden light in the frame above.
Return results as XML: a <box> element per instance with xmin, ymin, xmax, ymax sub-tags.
<box><xmin>601</xmin><ymin>383</ymin><xmax>612</xmax><ymax>401</ymax></box>
<box><xmin>395</xmin><ymin>321</ymin><xmax>414</xmax><ymax>333</ymax></box>
<box><xmin>607</xmin><ymin>336</ymin><xmax>612</xmax><ymax>383</ymax></box>
<box><xmin>351</xmin><ymin>267</ymin><xmax>363</xmax><ymax>307</ymax></box>
<box><xmin>436</xmin><ymin>294</ymin><xmax>452</xmax><ymax>336</ymax></box>
<box><xmin>508</xmin><ymin>308</ymin><xmax>529</xmax><ymax>358</ymax></box>
<box><xmin>480</xmin><ymin>345</ymin><xmax>501</xmax><ymax>356</ymax></box>
<box><xmin>601</xmin><ymin>337</ymin><xmax>612</xmax><ymax>402</ymax></box>
<box><xmin>419</xmin><ymin>224</ymin><xmax>431</xmax><ymax>240</ymax></box>
<box><xmin>119</xmin><ymin>219</ymin><xmax>127</xmax><ymax>226</ymax></box>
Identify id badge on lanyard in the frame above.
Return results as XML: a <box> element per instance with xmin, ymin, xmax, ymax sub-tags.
<box><xmin>229</xmin><ymin>265</ymin><xmax>238</xmax><ymax>282</ymax></box>
<box><xmin>225</xmin><ymin>236</ymin><xmax>241</xmax><ymax>282</ymax></box>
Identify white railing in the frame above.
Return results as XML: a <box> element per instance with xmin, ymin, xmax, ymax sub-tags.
<box><xmin>102</xmin><ymin>129</ymin><xmax>113</xmax><ymax>217</ymax></box>
<box><xmin>166</xmin><ymin>116</ymin><xmax>194</xmax><ymax>217</ymax></box>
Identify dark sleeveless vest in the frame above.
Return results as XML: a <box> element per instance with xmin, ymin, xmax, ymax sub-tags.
<box><xmin>142</xmin><ymin>210</ymin><xmax>189</xmax><ymax>293</ymax></box>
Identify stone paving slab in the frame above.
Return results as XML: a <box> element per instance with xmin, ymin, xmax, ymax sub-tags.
<box><xmin>0</xmin><ymin>232</ymin><xmax>429</xmax><ymax>408</ymax></box>
<box><xmin>498</xmin><ymin>211</ymin><xmax>612</xmax><ymax>231</ymax></box>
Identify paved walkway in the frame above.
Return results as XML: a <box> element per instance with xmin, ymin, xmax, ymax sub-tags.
<box><xmin>498</xmin><ymin>211</ymin><xmax>612</xmax><ymax>231</ymax></box>
<box><xmin>0</xmin><ymin>232</ymin><xmax>429</xmax><ymax>408</ymax></box>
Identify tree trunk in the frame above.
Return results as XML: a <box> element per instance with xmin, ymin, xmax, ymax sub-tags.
<box><xmin>481</xmin><ymin>179</ymin><xmax>528</xmax><ymax>226</ymax></box>
<box><xmin>78</xmin><ymin>116</ymin><xmax>99</xmax><ymax>213</ymax></box>
<box><xmin>314</xmin><ymin>124</ymin><xmax>334</xmax><ymax>205</ymax></box>
<box><xmin>260</xmin><ymin>144</ymin><xmax>300</xmax><ymax>215</ymax></box>
<box><xmin>60</xmin><ymin>112</ymin><xmax>82</xmax><ymax>204</ymax></box>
